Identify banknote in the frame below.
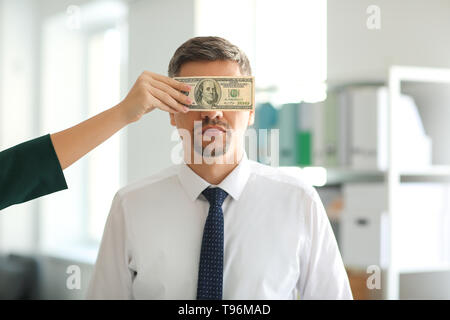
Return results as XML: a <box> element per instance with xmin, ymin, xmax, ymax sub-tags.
<box><xmin>174</xmin><ymin>76</ymin><xmax>255</xmax><ymax>111</ymax></box>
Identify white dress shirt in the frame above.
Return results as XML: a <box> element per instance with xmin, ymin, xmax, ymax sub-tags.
<box><xmin>87</xmin><ymin>153</ymin><xmax>353</xmax><ymax>300</ymax></box>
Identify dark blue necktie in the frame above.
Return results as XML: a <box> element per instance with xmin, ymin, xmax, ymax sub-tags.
<box><xmin>196</xmin><ymin>187</ymin><xmax>228</xmax><ymax>300</ymax></box>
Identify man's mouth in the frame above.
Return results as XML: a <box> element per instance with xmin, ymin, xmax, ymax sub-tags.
<box><xmin>202</xmin><ymin>125</ymin><xmax>226</xmax><ymax>137</ymax></box>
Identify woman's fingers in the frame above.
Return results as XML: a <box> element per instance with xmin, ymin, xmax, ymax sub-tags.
<box><xmin>150</xmin><ymin>77</ymin><xmax>192</xmax><ymax>107</ymax></box>
<box><xmin>145</xmin><ymin>71</ymin><xmax>191</xmax><ymax>92</ymax></box>
<box><xmin>139</xmin><ymin>74</ymin><xmax>190</xmax><ymax>113</ymax></box>
<box><xmin>148</xmin><ymin>86</ymin><xmax>186</xmax><ymax>113</ymax></box>
<box><xmin>153</xmin><ymin>99</ymin><xmax>178</xmax><ymax>114</ymax></box>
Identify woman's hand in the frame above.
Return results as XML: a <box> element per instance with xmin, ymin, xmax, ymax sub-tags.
<box><xmin>117</xmin><ymin>71</ymin><xmax>192</xmax><ymax>124</ymax></box>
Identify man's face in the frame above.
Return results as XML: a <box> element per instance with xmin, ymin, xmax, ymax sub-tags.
<box><xmin>202</xmin><ymin>80</ymin><xmax>216</xmax><ymax>104</ymax></box>
<box><xmin>170</xmin><ymin>60</ymin><xmax>255</xmax><ymax>162</ymax></box>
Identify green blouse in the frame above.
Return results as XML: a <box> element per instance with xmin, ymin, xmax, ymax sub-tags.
<box><xmin>0</xmin><ymin>134</ymin><xmax>68</xmax><ymax>210</ymax></box>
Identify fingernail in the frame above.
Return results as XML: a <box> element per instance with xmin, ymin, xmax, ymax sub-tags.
<box><xmin>186</xmin><ymin>97</ymin><xmax>193</xmax><ymax>104</ymax></box>
<box><xmin>184</xmin><ymin>106</ymin><xmax>190</xmax><ymax>113</ymax></box>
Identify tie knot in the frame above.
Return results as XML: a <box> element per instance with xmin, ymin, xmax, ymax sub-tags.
<box><xmin>202</xmin><ymin>187</ymin><xmax>228</xmax><ymax>207</ymax></box>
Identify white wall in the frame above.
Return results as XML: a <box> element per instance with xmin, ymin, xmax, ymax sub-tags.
<box><xmin>126</xmin><ymin>0</ymin><xmax>195</xmax><ymax>183</ymax></box>
<box><xmin>328</xmin><ymin>0</ymin><xmax>450</xmax><ymax>85</ymax></box>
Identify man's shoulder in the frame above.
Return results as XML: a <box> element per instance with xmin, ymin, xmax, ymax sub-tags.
<box><xmin>247</xmin><ymin>160</ymin><xmax>317</xmax><ymax>199</ymax></box>
<box><xmin>116</xmin><ymin>165</ymin><xmax>180</xmax><ymax>199</ymax></box>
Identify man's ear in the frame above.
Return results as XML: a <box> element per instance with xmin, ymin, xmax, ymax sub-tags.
<box><xmin>170</xmin><ymin>113</ymin><xmax>176</xmax><ymax>126</ymax></box>
<box><xmin>248</xmin><ymin>109</ymin><xmax>255</xmax><ymax>126</ymax></box>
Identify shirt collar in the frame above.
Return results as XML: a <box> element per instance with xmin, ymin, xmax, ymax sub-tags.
<box><xmin>177</xmin><ymin>152</ymin><xmax>251</xmax><ymax>201</ymax></box>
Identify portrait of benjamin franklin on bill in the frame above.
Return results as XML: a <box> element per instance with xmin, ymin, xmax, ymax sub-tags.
<box><xmin>194</xmin><ymin>78</ymin><xmax>221</xmax><ymax>108</ymax></box>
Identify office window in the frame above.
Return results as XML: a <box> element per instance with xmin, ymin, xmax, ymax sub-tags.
<box><xmin>39</xmin><ymin>1</ymin><xmax>127</xmax><ymax>260</ymax></box>
<box><xmin>86</xmin><ymin>28</ymin><xmax>122</xmax><ymax>242</ymax></box>
<box><xmin>195</xmin><ymin>0</ymin><xmax>327</xmax><ymax>103</ymax></box>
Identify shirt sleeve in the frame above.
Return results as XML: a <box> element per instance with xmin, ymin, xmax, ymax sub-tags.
<box><xmin>0</xmin><ymin>134</ymin><xmax>68</xmax><ymax>211</ymax></box>
<box><xmin>297</xmin><ymin>189</ymin><xmax>353</xmax><ymax>300</ymax></box>
<box><xmin>86</xmin><ymin>192</ymin><xmax>136</xmax><ymax>299</ymax></box>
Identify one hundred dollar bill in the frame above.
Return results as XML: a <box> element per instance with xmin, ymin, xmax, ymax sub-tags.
<box><xmin>174</xmin><ymin>76</ymin><xmax>255</xmax><ymax>111</ymax></box>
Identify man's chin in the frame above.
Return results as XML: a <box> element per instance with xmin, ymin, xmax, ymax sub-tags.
<box><xmin>203</xmin><ymin>150</ymin><xmax>226</xmax><ymax>158</ymax></box>
<box><xmin>190</xmin><ymin>142</ymin><xmax>231</xmax><ymax>162</ymax></box>
<box><xmin>199</xmin><ymin>144</ymin><xmax>228</xmax><ymax>158</ymax></box>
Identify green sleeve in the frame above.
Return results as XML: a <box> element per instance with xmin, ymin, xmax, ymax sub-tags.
<box><xmin>0</xmin><ymin>134</ymin><xmax>68</xmax><ymax>211</ymax></box>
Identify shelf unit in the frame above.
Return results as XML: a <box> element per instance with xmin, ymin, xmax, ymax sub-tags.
<box><xmin>387</xmin><ymin>66</ymin><xmax>450</xmax><ymax>299</ymax></box>
<box><xmin>324</xmin><ymin>166</ymin><xmax>450</xmax><ymax>185</ymax></box>
<box><xmin>325</xmin><ymin>168</ymin><xmax>385</xmax><ymax>185</ymax></box>
<box><xmin>316</xmin><ymin>66</ymin><xmax>450</xmax><ymax>299</ymax></box>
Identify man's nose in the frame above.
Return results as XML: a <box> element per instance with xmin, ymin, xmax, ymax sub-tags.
<box><xmin>200</xmin><ymin>110</ymin><xmax>223</xmax><ymax>121</ymax></box>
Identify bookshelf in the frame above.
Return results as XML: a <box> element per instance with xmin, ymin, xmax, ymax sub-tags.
<box><xmin>312</xmin><ymin>66</ymin><xmax>450</xmax><ymax>299</ymax></box>
<box><xmin>259</xmin><ymin>67</ymin><xmax>450</xmax><ymax>299</ymax></box>
<box><xmin>386</xmin><ymin>66</ymin><xmax>450</xmax><ymax>300</ymax></box>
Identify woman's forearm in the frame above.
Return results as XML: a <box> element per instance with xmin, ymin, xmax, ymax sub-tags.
<box><xmin>49</xmin><ymin>71</ymin><xmax>191</xmax><ymax>171</ymax></box>
<box><xmin>50</xmin><ymin>104</ymin><xmax>129</xmax><ymax>170</ymax></box>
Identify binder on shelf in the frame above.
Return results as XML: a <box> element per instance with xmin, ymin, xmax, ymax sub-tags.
<box><xmin>278</xmin><ymin>102</ymin><xmax>314</xmax><ymax>167</ymax></box>
<box><xmin>279</xmin><ymin>103</ymin><xmax>299</xmax><ymax>166</ymax></box>
<box><xmin>297</xmin><ymin>102</ymin><xmax>314</xmax><ymax>166</ymax></box>
<box><xmin>311</xmin><ymin>84</ymin><xmax>433</xmax><ymax>171</ymax></box>
<box><xmin>312</xmin><ymin>91</ymin><xmax>344</xmax><ymax>167</ymax></box>
<box><xmin>254</xmin><ymin>102</ymin><xmax>278</xmax><ymax>165</ymax></box>
<box><xmin>349</xmin><ymin>86</ymin><xmax>388</xmax><ymax>170</ymax></box>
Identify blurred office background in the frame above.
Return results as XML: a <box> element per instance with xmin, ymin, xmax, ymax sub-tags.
<box><xmin>1</xmin><ymin>0</ymin><xmax>450</xmax><ymax>299</ymax></box>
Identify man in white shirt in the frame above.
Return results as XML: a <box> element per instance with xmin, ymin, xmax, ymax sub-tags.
<box><xmin>87</xmin><ymin>36</ymin><xmax>353</xmax><ymax>300</ymax></box>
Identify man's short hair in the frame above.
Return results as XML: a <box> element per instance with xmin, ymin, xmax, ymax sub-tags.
<box><xmin>168</xmin><ymin>36</ymin><xmax>252</xmax><ymax>77</ymax></box>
